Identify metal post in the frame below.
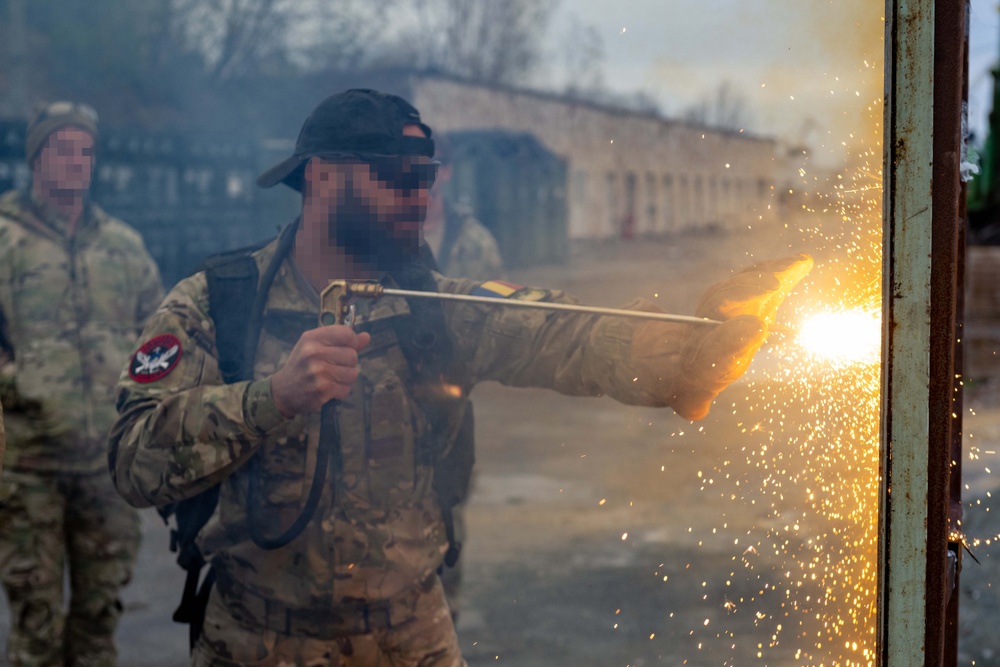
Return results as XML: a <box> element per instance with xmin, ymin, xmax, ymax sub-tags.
<box><xmin>880</xmin><ymin>0</ymin><xmax>966</xmax><ymax>665</ymax></box>
<box><xmin>931</xmin><ymin>1</ymin><xmax>968</xmax><ymax>665</ymax></box>
<box><xmin>943</xmin><ymin>2</ymin><xmax>972</xmax><ymax>664</ymax></box>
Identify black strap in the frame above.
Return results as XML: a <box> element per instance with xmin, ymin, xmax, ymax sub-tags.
<box><xmin>442</xmin><ymin>509</ymin><xmax>463</xmax><ymax>568</ymax></box>
<box><xmin>167</xmin><ymin>223</ymin><xmax>294</xmax><ymax>651</ymax></box>
<box><xmin>0</xmin><ymin>305</ymin><xmax>13</xmax><ymax>361</ymax></box>
<box><xmin>205</xmin><ymin>254</ymin><xmax>260</xmax><ymax>383</ymax></box>
<box><xmin>188</xmin><ymin>568</ymin><xmax>216</xmax><ymax>649</ymax></box>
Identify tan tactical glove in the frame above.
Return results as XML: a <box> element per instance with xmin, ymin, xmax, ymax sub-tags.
<box><xmin>632</xmin><ymin>253</ymin><xmax>813</xmax><ymax>420</ymax></box>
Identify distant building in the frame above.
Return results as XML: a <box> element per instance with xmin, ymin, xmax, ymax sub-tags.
<box><xmin>0</xmin><ymin>69</ymin><xmax>790</xmax><ymax>282</ymax></box>
<box><xmin>405</xmin><ymin>74</ymin><xmax>781</xmax><ymax>241</ymax></box>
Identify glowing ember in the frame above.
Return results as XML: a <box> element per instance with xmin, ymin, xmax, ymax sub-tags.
<box><xmin>796</xmin><ymin>309</ymin><xmax>881</xmax><ymax>364</ymax></box>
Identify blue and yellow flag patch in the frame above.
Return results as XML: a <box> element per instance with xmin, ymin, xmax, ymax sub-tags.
<box><xmin>472</xmin><ymin>280</ymin><xmax>524</xmax><ymax>298</ymax></box>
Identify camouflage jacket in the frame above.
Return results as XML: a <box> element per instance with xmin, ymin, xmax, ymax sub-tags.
<box><xmin>109</xmin><ymin>234</ymin><xmax>662</xmax><ymax>608</ymax></box>
<box><xmin>437</xmin><ymin>203</ymin><xmax>505</xmax><ymax>281</ymax></box>
<box><xmin>0</xmin><ymin>190</ymin><xmax>163</xmax><ymax>473</ymax></box>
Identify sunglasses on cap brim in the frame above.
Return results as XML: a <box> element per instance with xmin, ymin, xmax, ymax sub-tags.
<box><xmin>317</xmin><ymin>155</ymin><xmax>440</xmax><ymax>192</ymax></box>
<box><xmin>371</xmin><ymin>158</ymin><xmax>439</xmax><ymax>193</ymax></box>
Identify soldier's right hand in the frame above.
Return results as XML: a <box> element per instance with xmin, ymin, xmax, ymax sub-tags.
<box><xmin>631</xmin><ymin>254</ymin><xmax>812</xmax><ymax>421</ymax></box>
<box><xmin>269</xmin><ymin>325</ymin><xmax>371</xmax><ymax>418</ymax></box>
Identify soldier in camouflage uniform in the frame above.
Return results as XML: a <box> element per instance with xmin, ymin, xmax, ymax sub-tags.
<box><xmin>422</xmin><ymin>134</ymin><xmax>504</xmax><ymax>281</ymax></box>
<box><xmin>426</xmin><ymin>201</ymin><xmax>504</xmax><ymax>282</ymax></box>
<box><xmin>108</xmin><ymin>89</ymin><xmax>812</xmax><ymax>666</ymax></box>
<box><xmin>0</xmin><ymin>102</ymin><xmax>164</xmax><ymax>666</ymax></box>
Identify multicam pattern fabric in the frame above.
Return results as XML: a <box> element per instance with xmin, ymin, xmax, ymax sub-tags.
<box><xmin>193</xmin><ymin>576</ymin><xmax>464</xmax><ymax>667</ymax></box>
<box><xmin>437</xmin><ymin>204</ymin><xmax>504</xmax><ymax>281</ymax></box>
<box><xmin>109</xmin><ymin>233</ymin><xmax>658</xmax><ymax>661</ymax></box>
<box><xmin>0</xmin><ymin>189</ymin><xmax>164</xmax><ymax>473</ymax></box>
<box><xmin>0</xmin><ymin>188</ymin><xmax>160</xmax><ymax>666</ymax></box>
<box><xmin>0</xmin><ymin>469</ymin><xmax>141</xmax><ymax>666</ymax></box>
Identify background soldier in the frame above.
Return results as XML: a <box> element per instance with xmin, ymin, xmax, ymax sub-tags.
<box><xmin>422</xmin><ymin>134</ymin><xmax>505</xmax><ymax>281</ymax></box>
<box><xmin>108</xmin><ymin>89</ymin><xmax>811</xmax><ymax>666</ymax></box>
<box><xmin>0</xmin><ymin>102</ymin><xmax>164</xmax><ymax>666</ymax></box>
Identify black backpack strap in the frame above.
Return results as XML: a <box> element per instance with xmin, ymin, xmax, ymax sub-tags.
<box><xmin>171</xmin><ymin>491</ymin><xmax>217</xmax><ymax>637</ymax></box>
<box><xmin>164</xmin><ymin>222</ymin><xmax>303</xmax><ymax>652</ymax></box>
<box><xmin>205</xmin><ymin>254</ymin><xmax>261</xmax><ymax>383</ymax></box>
<box><xmin>436</xmin><ymin>402</ymin><xmax>475</xmax><ymax>568</ymax></box>
<box><xmin>0</xmin><ymin>304</ymin><xmax>13</xmax><ymax>361</ymax></box>
<box><xmin>166</xmin><ymin>249</ymin><xmax>263</xmax><ymax>651</ymax></box>
<box><xmin>186</xmin><ymin>567</ymin><xmax>216</xmax><ymax>651</ymax></box>
<box><xmin>442</xmin><ymin>505</ymin><xmax>463</xmax><ymax>569</ymax></box>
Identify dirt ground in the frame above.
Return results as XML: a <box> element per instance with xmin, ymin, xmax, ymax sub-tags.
<box><xmin>2</xmin><ymin>220</ymin><xmax>998</xmax><ymax>666</ymax></box>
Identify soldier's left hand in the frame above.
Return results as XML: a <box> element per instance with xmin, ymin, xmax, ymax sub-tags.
<box><xmin>631</xmin><ymin>253</ymin><xmax>812</xmax><ymax>420</ymax></box>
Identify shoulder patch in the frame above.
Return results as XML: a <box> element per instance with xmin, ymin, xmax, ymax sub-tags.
<box><xmin>129</xmin><ymin>334</ymin><xmax>183</xmax><ymax>383</ymax></box>
<box><xmin>471</xmin><ymin>280</ymin><xmax>524</xmax><ymax>298</ymax></box>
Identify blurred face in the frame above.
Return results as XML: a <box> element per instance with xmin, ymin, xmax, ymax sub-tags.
<box><xmin>34</xmin><ymin>127</ymin><xmax>95</xmax><ymax>195</ymax></box>
<box><xmin>304</xmin><ymin>124</ymin><xmax>438</xmax><ymax>272</ymax></box>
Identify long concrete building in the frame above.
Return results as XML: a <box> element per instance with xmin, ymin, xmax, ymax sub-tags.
<box><xmin>406</xmin><ymin>74</ymin><xmax>783</xmax><ymax>241</ymax></box>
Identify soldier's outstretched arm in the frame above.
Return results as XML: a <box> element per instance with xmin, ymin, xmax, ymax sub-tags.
<box><xmin>108</xmin><ymin>273</ymin><xmax>287</xmax><ymax>508</ymax></box>
<box><xmin>447</xmin><ymin>254</ymin><xmax>812</xmax><ymax>421</ymax></box>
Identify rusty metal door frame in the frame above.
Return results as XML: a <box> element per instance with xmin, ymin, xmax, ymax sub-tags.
<box><xmin>880</xmin><ymin>0</ymin><xmax>968</xmax><ymax>665</ymax></box>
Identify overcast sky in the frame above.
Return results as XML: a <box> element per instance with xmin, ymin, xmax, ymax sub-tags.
<box><xmin>969</xmin><ymin>0</ymin><xmax>1000</xmax><ymax>142</ymax></box>
<box><xmin>538</xmin><ymin>1</ymin><xmax>998</xmax><ymax>163</ymax></box>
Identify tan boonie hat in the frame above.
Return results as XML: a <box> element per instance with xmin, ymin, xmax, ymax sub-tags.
<box><xmin>26</xmin><ymin>101</ymin><xmax>99</xmax><ymax>164</ymax></box>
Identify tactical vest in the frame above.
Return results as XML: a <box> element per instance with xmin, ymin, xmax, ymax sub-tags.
<box><xmin>161</xmin><ymin>227</ymin><xmax>474</xmax><ymax>648</ymax></box>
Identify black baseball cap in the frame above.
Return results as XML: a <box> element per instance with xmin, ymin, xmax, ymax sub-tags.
<box><xmin>257</xmin><ymin>89</ymin><xmax>435</xmax><ymax>191</ymax></box>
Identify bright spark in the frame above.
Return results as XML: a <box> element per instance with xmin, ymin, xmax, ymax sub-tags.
<box><xmin>796</xmin><ymin>309</ymin><xmax>881</xmax><ymax>365</ymax></box>
<box><xmin>667</xmin><ymin>58</ymin><xmax>884</xmax><ymax>666</ymax></box>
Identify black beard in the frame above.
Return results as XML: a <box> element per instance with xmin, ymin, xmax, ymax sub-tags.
<box><xmin>327</xmin><ymin>180</ymin><xmax>422</xmax><ymax>274</ymax></box>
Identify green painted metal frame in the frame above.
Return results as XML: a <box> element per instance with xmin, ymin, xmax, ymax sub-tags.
<box><xmin>879</xmin><ymin>0</ymin><xmax>934</xmax><ymax>663</ymax></box>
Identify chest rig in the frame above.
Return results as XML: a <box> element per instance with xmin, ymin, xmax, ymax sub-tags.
<box><xmin>162</xmin><ymin>222</ymin><xmax>474</xmax><ymax>649</ymax></box>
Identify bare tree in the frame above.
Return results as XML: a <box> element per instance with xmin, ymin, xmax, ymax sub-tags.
<box><xmin>383</xmin><ymin>0</ymin><xmax>558</xmax><ymax>86</ymax></box>
<box><xmin>0</xmin><ymin>0</ymin><xmax>572</xmax><ymax>127</ymax></box>
<box><xmin>560</xmin><ymin>16</ymin><xmax>605</xmax><ymax>96</ymax></box>
<box><xmin>292</xmin><ymin>0</ymin><xmax>398</xmax><ymax>71</ymax></box>
<box><xmin>172</xmin><ymin>0</ymin><xmax>301</xmax><ymax>80</ymax></box>
<box><xmin>683</xmin><ymin>81</ymin><xmax>755</xmax><ymax>132</ymax></box>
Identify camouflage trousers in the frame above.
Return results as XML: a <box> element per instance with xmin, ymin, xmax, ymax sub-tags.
<box><xmin>193</xmin><ymin>574</ymin><xmax>467</xmax><ymax>667</ymax></box>
<box><xmin>0</xmin><ymin>469</ymin><xmax>141</xmax><ymax>667</ymax></box>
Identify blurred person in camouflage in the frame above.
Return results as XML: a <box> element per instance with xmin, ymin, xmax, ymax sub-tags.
<box><xmin>0</xmin><ymin>101</ymin><xmax>164</xmax><ymax>666</ymax></box>
<box><xmin>422</xmin><ymin>132</ymin><xmax>504</xmax><ymax>623</ymax></box>
<box><xmin>422</xmin><ymin>134</ymin><xmax>504</xmax><ymax>281</ymax></box>
<box><xmin>108</xmin><ymin>89</ymin><xmax>811</xmax><ymax>666</ymax></box>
